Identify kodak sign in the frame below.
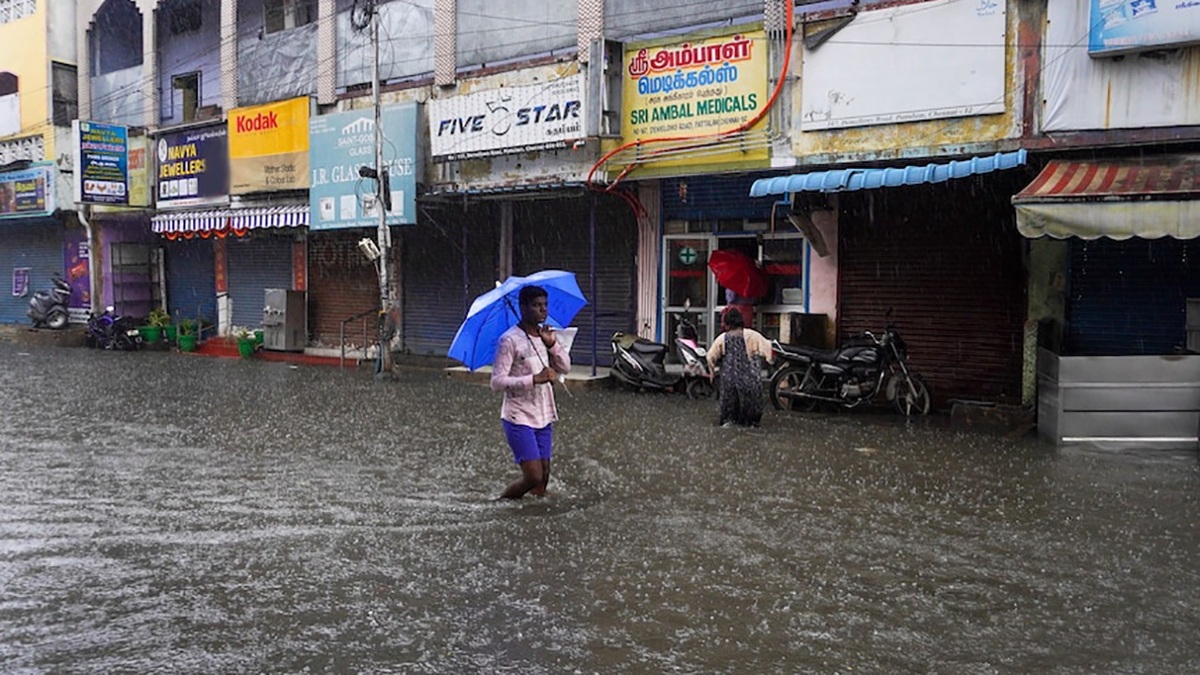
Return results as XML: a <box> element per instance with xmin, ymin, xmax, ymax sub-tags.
<box><xmin>228</xmin><ymin>97</ymin><xmax>311</xmax><ymax>194</ymax></box>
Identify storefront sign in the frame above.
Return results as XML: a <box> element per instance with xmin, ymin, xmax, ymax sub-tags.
<box><xmin>228</xmin><ymin>97</ymin><xmax>310</xmax><ymax>194</ymax></box>
<box><xmin>128</xmin><ymin>138</ymin><xmax>151</xmax><ymax>208</ymax></box>
<box><xmin>12</xmin><ymin>267</ymin><xmax>29</xmax><ymax>297</ymax></box>
<box><xmin>214</xmin><ymin>237</ymin><xmax>227</xmax><ymax>293</ymax></box>
<box><xmin>292</xmin><ymin>238</ymin><xmax>307</xmax><ymax>291</ymax></box>
<box><xmin>155</xmin><ymin>124</ymin><xmax>230</xmax><ymax>209</ymax></box>
<box><xmin>428</xmin><ymin>75</ymin><xmax>585</xmax><ymax>160</ymax></box>
<box><xmin>0</xmin><ymin>164</ymin><xmax>54</xmax><ymax>219</ymax></box>
<box><xmin>621</xmin><ymin>30</ymin><xmax>768</xmax><ymax>166</ymax></box>
<box><xmin>309</xmin><ymin>105</ymin><xmax>418</xmax><ymax>229</ymax></box>
<box><xmin>73</xmin><ymin>121</ymin><xmax>129</xmax><ymax>205</ymax></box>
<box><xmin>1089</xmin><ymin>0</ymin><xmax>1200</xmax><ymax>56</ymax></box>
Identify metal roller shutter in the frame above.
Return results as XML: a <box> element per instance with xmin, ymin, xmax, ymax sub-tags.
<box><xmin>402</xmin><ymin>204</ymin><xmax>499</xmax><ymax>356</ymax></box>
<box><xmin>1067</xmin><ymin>238</ymin><xmax>1200</xmax><ymax>356</ymax></box>
<box><xmin>164</xmin><ymin>238</ymin><xmax>217</xmax><ymax>325</ymax></box>
<box><xmin>308</xmin><ymin>230</ymin><xmax>381</xmax><ymax>349</ymax></box>
<box><xmin>514</xmin><ymin>195</ymin><xmax>636</xmax><ymax>367</ymax></box>
<box><xmin>837</xmin><ymin>178</ymin><xmax>1028</xmax><ymax>406</ymax></box>
<box><xmin>226</xmin><ymin>234</ymin><xmax>295</xmax><ymax>330</ymax></box>
<box><xmin>0</xmin><ymin>219</ymin><xmax>64</xmax><ymax>324</ymax></box>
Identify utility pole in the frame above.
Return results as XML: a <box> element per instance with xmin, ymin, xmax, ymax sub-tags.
<box><xmin>369</xmin><ymin>0</ymin><xmax>395</xmax><ymax>378</ymax></box>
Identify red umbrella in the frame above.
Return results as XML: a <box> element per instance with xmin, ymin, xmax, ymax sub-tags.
<box><xmin>707</xmin><ymin>249</ymin><xmax>768</xmax><ymax>299</ymax></box>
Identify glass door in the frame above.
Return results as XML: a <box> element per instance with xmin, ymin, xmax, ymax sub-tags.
<box><xmin>662</xmin><ymin>235</ymin><xmax>713</xmax><ymax>347</ymax></box>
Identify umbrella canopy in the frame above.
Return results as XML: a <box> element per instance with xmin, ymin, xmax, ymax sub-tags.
<box><xmin>448</xmin><ymin>270</ymin><xmax>588</xmax><ymax>371</ymax></box>
<box><xmin>708</xmin><ymin>249</ymin><xmax>768</xmax><ymax>299</ymax></box>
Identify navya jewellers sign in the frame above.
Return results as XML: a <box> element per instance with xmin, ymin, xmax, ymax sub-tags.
<box><xmin>428</xmin><ymin>74</ymin><xmax>585</xmax><ymax>160</ymax></box>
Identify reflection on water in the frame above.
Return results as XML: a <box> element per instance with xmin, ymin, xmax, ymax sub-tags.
<box><xmin>0</xmin><ymin>344</ymin><xmax>1198</xmax><ymax>672</ymax></box>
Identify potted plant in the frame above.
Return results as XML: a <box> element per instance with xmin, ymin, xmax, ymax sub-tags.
<box><xmin>147</xmin><ymin>307</ymin><xmax>171</xmax><ymax>343</ymax></box>
<box><xmin>233</xmin><ymin>325</ymin><xmax>256</xmax><ymax>359</ymax></box>
<box><xmin>178</xmin><ymin>319</ymin><xmax>198</xmax><ymax>352</ymax></box>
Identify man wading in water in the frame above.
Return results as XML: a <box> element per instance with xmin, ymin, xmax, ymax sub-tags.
<box><xmin>490</xmin><ymin>285</ymin><xmax>571</xmax><ymax>499</ymax></box>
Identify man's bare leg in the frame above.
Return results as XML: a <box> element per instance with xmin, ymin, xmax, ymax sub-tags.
<box><xmin>500</xmin><ymin>460</ymin><xmax>544</xmax><ymax>500</ymax></box>
<box><xmin>531</xmin><ymin>459</ymin><xmax>551</xmax><ymax>497</ymax></box>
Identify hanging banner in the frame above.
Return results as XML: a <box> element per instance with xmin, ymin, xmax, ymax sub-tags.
<box><xmin>155</xmin><ymin>123</ymin><xmax>230</xmax><ymax>209</ymax></box>
<box><xmin>64</xmin><ymin>227</ymin><xmax>91</xmax><ymax>319</ymax></box>
<box><xmin>73</xmin><ymin>121</ymin><xmax>129</xmax><ymax>205</ymax></box>
<box><xmin>12</xmin><ymin>267</ymin><xmax>29</xmax><ymax>298</ymax></box>
<box><xmin>428</xmin><ymin>75</ymin><xmax>585</xmax><ymax>160</ymax></box>
<box><xmin>228</xmin><ymin>97</ymin><xmax>310</xmax><ymax>194</ymax></box>
<box><xmin>0</xmin><ymin>164</ymin><xmax>55</xmax><ymax>219</ymax></box>
<box><xmin>621</xmin><ymin>29</ymin><xmax>769</xmax><ymax>167</ymax></box>
<box><xmin>309</xmin><ymin>104</ymin><xmax>418</xmax><ymax>229</ymax></box>
<box><xmin>1089</xmin><ymin>0</ymin><xmax>1200</xmax><ymax>56</ymax></box>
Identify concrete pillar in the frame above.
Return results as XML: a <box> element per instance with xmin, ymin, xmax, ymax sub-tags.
<box><xmin>577</xmin><ymin>0</ymin><xmax>603</xmax><ymax>64</ymax></box>
<box><xmin>433</xmin><ymin>0</ymin><xmax>455</xmax><ymax>86</ymax></box>
<box><xmin>142</xmin><ymin>2</ymin><xmax>157</xmax><ymax>126</ymax></box>
<box><xmin>221</xmin><ymin>0</ymin><xmax>238</xmax><ymax>111</ymax></box>
<box><xmin>77</xmin><ymin>1</ymin><xmax>93</xmax><ymax>120</ymax></box>
<box><xmin>636</xmin><ymin>182</ymin><xmax>660</xmax><ymax>340</ymax></box>
<box><xmin>316</xmin><ymin>0</ymin><xmax>336</xmax><ymax>105</ymax></box>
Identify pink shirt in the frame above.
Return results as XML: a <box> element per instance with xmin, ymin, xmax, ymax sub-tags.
<box><xmin>490</xmin><ymin>324</ymin><xmax>571</xmax><ymax>428</ymax></box>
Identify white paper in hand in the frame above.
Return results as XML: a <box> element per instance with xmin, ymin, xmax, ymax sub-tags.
<box><xmin>556</xmin><ymin>327</ymin><xmax>579</xmax><ymax>354</ymax></box>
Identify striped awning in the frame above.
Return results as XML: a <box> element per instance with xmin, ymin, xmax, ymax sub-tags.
<box><xmin>1012</xmin><ymin>156</ymin><xmax>1200</xmax><ymax>239</ymax></box>
<box><xmin>151</xmin><ymin>204</ymin><xmax>309</xmax><ymax>234</ymax></box>
<box><xmin>749</xmin><ymin>150</ymin><xmax>1028</xmax><ymax>197</ymax></box>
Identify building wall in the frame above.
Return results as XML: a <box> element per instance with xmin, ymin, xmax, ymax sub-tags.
<box><xmin>0</xmin><ymin>1</ymin><xmax>49</xmax><ymax>145</ymax></box>
<box><xmin>157</xmin><ymin>0</ymin><xmax>222</xmax><ymax>125</ymax></box>
<box><xmin>47</xmin><ymin>0</ymin><xmax>76</xmax><ymax>63</ymax></box>
<box><xmin>455</xmin><ymin>0</ymin><xmax>575</xmax><ymax>68</ymax></box>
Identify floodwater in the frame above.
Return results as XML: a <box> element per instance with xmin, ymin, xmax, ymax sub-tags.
<box><xmin>1</xmin><ymin>343</ymin><xmax>1198</xmax><ymax>673</ymax></box>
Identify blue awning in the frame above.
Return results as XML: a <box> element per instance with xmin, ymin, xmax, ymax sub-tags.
<box><xmin>749</xmin><ymin>149</ymin><xmax>1028</xmax><ymax>197</ymax></box>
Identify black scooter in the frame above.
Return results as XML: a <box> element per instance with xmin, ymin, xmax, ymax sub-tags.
<box><xmin>27</xmin><ymin>275</ymin><xmax>71</xmax><ymax>330</ymax></box>
<box><xmin>611</xmin><ymin>330</ymin><xmax>681</xmax><ymax>392</ymax></box>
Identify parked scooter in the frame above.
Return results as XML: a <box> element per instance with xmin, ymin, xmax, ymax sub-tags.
<box><xmin>611</xmin><ymin>330</ymin><xmax>681</xmax><ymax>392</ymax></box>
<box><xmin>673</xmin><ymin>305</ymin><xmax>715</xmax><ymax>400</ymax></box>
<box><xmin>27</xmin><ymin>276</ymin><xmax>71</xmax><ymax>330</ymax></box>
<box><xmin>85</xmin><ymin>306</ymin><xmax>144</xmax><ymax>351</ymax></box>
<box><xmin>768</xmin><ymin>310</ymin><xmax>931</xmax><ymax>416</ymax></box>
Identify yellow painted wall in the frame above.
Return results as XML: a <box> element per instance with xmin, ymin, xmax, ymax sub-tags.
<box><xmin>0</xmin><ymin>1</ymin><xmax>50</xmax><ymax>156</ymax></box>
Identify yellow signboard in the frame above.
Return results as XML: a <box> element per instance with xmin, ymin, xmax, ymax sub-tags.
<box><xmin>228</xmin><ymin>97</ymin><xmax>311</xmax><ymax>194</ymax></box>
<box><xmin>621</xmin><ymin>30</ymin><xmax>769</xmax><ymax>168</ymax></box>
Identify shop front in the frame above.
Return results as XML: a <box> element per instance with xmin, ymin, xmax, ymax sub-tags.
<box><xmin>0</xmin><ymin>163</ymin><xmax>72</xmax><ymax>324</ymax></box>
<box><xmin>1014</xmin><ymin>154</ymin><xmax>1200</xmax><ymax>447</ymax></box>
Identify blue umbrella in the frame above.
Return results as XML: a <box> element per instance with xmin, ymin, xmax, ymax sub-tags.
<box><xmin>448</xmin><ymin>270</ymin><xmax>588</xmax><ymax>371</ymax></box>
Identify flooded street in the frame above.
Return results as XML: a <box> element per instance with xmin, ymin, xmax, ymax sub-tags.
<box><xmin>1</xmin><ymin>343</ymin><xmax>1198</xmax><ymax>673</ymax></box>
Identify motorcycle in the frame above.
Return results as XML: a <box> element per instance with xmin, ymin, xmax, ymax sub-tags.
<box><xmin>85</xmin><ymin>306</ymin><xmax>144</xmax><ymax>351</ymax></box>
<box><xmin>611</xmin><ymin>330</ymin><xmax>681</xmax><ymax>392</ymax></box>
<box><xmin>768</xmin><ymin>312</ymin><xmax>931</xmax><ymax>416</ymax></box>
<box><xmin>673</xmin><ymin>308</ymin><xmax>715</xmax><ymax>400</ymax></box>
<box><xmin>27</xmin><ymin>275</ymin><xmax>71</xmax><ymax>330</ymax></box>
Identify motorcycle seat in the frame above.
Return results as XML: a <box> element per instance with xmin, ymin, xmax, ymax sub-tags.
<box><xmin>614</xmin><ymin>332</ymin><xmax>668</xmax><ymax>357</ymax></box>
<box><xmin>775</xmin><ymin>343</ymin><xmax>842</xmax><ymax>364</ymax></box>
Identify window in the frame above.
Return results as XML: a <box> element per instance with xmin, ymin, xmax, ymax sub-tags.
<box><xmin>264</xmin><ymin>0</ymin><xmax>314</xmax><ymax>34</ymax></box>
<box><xmin>51</xmin><ymin>63</ymin><xmax>77</xmax><ymax>127</ymax></box>
<box><xmin>172</xmin><ymin>72</ymin><xmax>200</xmax><ymax>122</ymax></box>
<box><xmin>0</xmin><ymin>0</ymin><xmax>36</xmax><ymax>24</ymax></box>
<box><xmin>168</xmin><ymin>0</ymin><xmax>202</xmax><ymax>34</ymax></box>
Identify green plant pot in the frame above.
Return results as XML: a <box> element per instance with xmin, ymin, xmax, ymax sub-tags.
<box><xmin>139</xmin><ymin>326</ymin><xmax>162</xmax><ymax>343</ymax></box>
<box><xmin>164</xmin><ymin>325</ymin><xmax>178</xmax><ymax>343</ymax></box>
<box><xmin>178</xmin><ymin>334</ymin><xmax>197</xmax><ymax>352</ymax></box>
<box><xmin>237</xmin><ymin>337</ymin><xmax>256</xmax><ymax>359</ymax></box>
<box><xmin>254</xmin><ymin>329</ymin><xmax>264</xmax><ymax>345</ymax></box>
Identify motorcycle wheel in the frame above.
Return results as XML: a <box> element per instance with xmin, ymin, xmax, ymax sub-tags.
<box><xmin>769</xmin><ymin>365</ymin><xmax>820</xmax><ymax>412</ymax></box>
<box><xmin>892</xmin><ymin>374</ymin><xmax>932</xmax><ymax>417</ymax></box>
<box><xmin>46</xmin><ymin>309</ymin><xmax>68</xmax><ymax>330</ymax></box>
<box><xmin>685</xmin><ymin>378</ymin><xmax>715</xmax><ymax>400</ymax></box>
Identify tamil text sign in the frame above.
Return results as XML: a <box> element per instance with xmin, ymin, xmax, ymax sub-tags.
<box><xmin>428</xmin><ymin>74</ymin><xmax>585</xmax><ymax>160</ymax></box>
<box><xmin>228</xmin><ymin>97</ymin><xmax>310</xmax><ymax>194</ymax></box>
<box><xmin>0</xmin><ymin>164</ymin><xmax>55</xmax><ymax>219</ymax></box>
<box><xmin>621</xmin><ymin>30</ymin><xmax>769</xmax><ymax>166</ymax></box>
<box><xmin>155</xmin><ymin>123</ymin><xmax>230</xmax><ymax>209</ymax></box>
<box><xmin>309</xmin><ymin>104</ymin><xmax>418</xmax><ymax>230</ymax></box>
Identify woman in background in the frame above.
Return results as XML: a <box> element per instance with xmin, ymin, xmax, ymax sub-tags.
<box><xmin>706</xmin><ymin>307</ymin><xmax>774</xmax><ymax>427</ymax></box>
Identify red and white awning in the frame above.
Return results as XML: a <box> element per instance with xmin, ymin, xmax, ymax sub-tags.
<box><xmin>151</xmin><ymin>204</ymin><xmax>309</xmax><ymax>234</ymax></box>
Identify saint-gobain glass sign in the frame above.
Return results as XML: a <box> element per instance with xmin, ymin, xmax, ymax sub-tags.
<box><xmin>309</xmin><ymin>104</ymin><xmax>418</xmax><ymax>230</ymax></box>
<box><xmin>428</xmin><ymin>74</ymin><xmax>585</xmax><ymax>160</ymax></box>
<box><xmin>1089</xmin><ymin>0</ymin><xmax>1200</xmax><ymax>56</ymax></box>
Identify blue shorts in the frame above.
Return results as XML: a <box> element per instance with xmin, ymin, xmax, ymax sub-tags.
<box><xmin>502</xmin><ymin>420</ymin><xmax>554</xmax><ymax>464</ymax></box>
